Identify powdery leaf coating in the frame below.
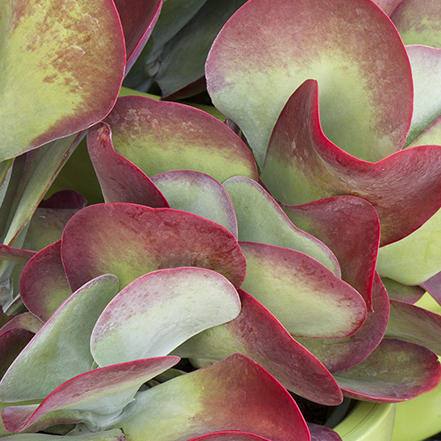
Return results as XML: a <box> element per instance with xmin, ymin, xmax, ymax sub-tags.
<box><xmin>61</xmin><ymin>203</ymin><xmax>246</xmax><ymax>292</ymax></box>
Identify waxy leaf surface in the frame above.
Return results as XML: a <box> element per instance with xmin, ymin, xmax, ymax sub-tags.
<box><xmin>151</xmin><ymin>171</ymin><xmax>238</xmax><ymax>237</ymax></box>
<box><xmin>223</xmin><ymin>176</ymin><xmax>340</xmax><ymax>275</ymax></box>
<box><xmin>104</xmin><ymin>96</ymin><xmax>258</xmax><ymax>182</ymax></box>
<box><xmin>0</xmin><ymin>275</ymin><xmax>119</xmax><ymax>402</ymax></box>
<box><xmin>2</xmin><ymin>357</ymin><xmax>179</xmax><ymax>433</ymax></box>
<box><xmin>308</xmin><ymin>424</ymin><xmax>342</xmax><ymax>441</ymax></box>
<box><xmin>335</xmin><ymin>338</ymin><xmax>441</xmax><ymax>402</ymax></box>
<box><xmin>175</xmin><ymin>289</ymin><xmax>343</xmax><ymax>405</ymax></box>
<box><xmin>87</xmin><ymin>122</ymin><xmax>169</xmax><ymax>208</ymax></box>
<box><xmin>0</xmin><ymin>329</ymin><xmax>34</xmax><ymax>380</ymax></box>
<box><xmin>261</xmin><ymin>80</ymin><xmax>441</xmax><ymax>246</ymax></box>
<box><xmin>91</xmin><ymin>268</ymin><xmax>241</xmax><ymax>366</ymax></box>
<box><xmin>110</xmin><ymin>354</ymin><xmax>309</xmax><ymax>441</ymax></box>
<box><xmin>206</xmin><ymin>0</ymin><xmax>412</xmax><ymax>167</ymax></box>
<box><xmin>0</xmin><ymin>313</ymin><xmax>43</xmax><ymax>335</ymax></box>
<box><xmin>295</xmin><ymin>274</ymin><xmax>389</xmax><ymax>372</ymax></box>
<box><xmin>20</xmin><ymin>241</ymin><xmax>72</xmax><ymax>322</ymax></box>
<box><xmin>239</xmin><ymin>242</ymin><xmax>366</xmax><ymax>338</ymax></box>
<box><xmin>283</xmin><ymin>195</ymin><xmax>380</xmax><ymax>309</ymax></box>
<box><xmin>0</xmin><ymin>0</ymin><xmax>125</xmax><ymax>161</ymax></box>
<box><xmin>61</xmin><ymin>203</ymin><xmax>246</xmax><ymax>292</ymax></box>
<box><xmin>0</xmin><ymin>429</ymin><xmax>126</xmax><ymax>441</ymax></box>
<box><xmin>391</xmin><ymin>0</ymin><xmax>441</xmax><ymax>47</ymax></box>
<box><xmin>187</xmin><ymin>433</ymin><xmax>271</xmax><ymax>441</ymax></box>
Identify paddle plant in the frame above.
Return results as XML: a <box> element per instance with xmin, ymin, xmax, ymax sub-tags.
<box><xmin>2</xmin><ymin>0</ymin><xmax>441</xmax><ymax>440</ymax></box>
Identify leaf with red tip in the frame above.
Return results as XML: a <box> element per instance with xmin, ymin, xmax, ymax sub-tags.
<box><xmin>206</xmin><ymin>0</ymin><xmax>412</xmax><ymax>167</ymax></box>
<box><xmin>295</xmin><ymin>274</ymin><xmax>389</xmax><ymax>373</ymax></box>
<box><xmin>222</xmin><ymin>176</ymin><xmax>340</xmax><ymax>275</ymax></box>
<box><xmin>308</xmin><ymin>424</ymin><xmax>342</xmax><ymax>441</ymax></box>
<box><xmin>87</xmin><ymin>122</ymin><xmax>169</xmax><ymax>208</ymax></box>
<box><xmin>260</xmin><ymin>79</ymin><xmax>441</xmax><ymax>246</ymax></box>
<box><xmin>335</xmin><ymin>338</ymin><xmax>441</xmax><ymax>402</ymax></box>
<box><xmin>282</xmin><ymin>195</ymin><xmax>380</xmax><ymax>310</ymax></box>
<box><xmin>0</xmin><ymin>0</ymin><xmax>125</xmax><ymax>161</ymax></box>
<box><xmin>0</xmin><ymin>275</ymin><xmax>119</xmax><ymax>402</ymax></box>
<box><xmin>91</xmin><ymin>268</ymin><xmax>241</xmax><ymax>367</ymax></box>
<box><xmin>386</xmin><ymin>299</ymin><xmax>441</xmax><ymax>355</ymax></box>
<box><xmin>151</xmin><ymin>170</ymin><xmax>238</xmax><ymax>237</ymax></box>
<box><xmin>391</xmin><ymin>0</ymin><xmax>441</xmax><ymax>47</ymax></box>
<box><xmin>20</xmin><ymin>241</ymin><xmax>72</xmax><ymax>322</ymax></box>
<box><xmin>103</xmin><ymin>96</ymin><xmax>258</xmax><ymax>182</ymax></box>
<box><xmin>2</xmin><ymin>357</ymin><xmax>179</xmax><ymax>433</ymax></box>
<box><xmin>110</xmin><ymin>354</ymin><xmax>310</xmax><ymax>441</ymax></box>
<box><xmin>0</xmin><ymin>313</ymin><xmax>43</xmax><ymax>336</ymax></box>
<box><xmin>239</xmin><ymin>242</ymin><xmax>366</xmax><ymax>338</ymax></box>
<box><xmin>61</xmin><ymin>203</ymin><xmax>246</xmax><ymax>292</ymax></box>
<box><xmin>174</xmin><ymin>289</ymin><xmax>343</xmax><ymax>406</ymax></box>
<box><xmin>113</xmin><ymin>0</ymin><xmax>162</xmax><ymax>72</ymax></box>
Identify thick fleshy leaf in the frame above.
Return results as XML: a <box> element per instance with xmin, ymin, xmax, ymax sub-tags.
<box><xmin>153</xmin><ymin>0</ymin><xmax>247</xmax><ymax>98</ymax></box>
<box><xmin>405</xmin><ymin>45</ymin><xmax>441</xmax><ymax>146</ymax></box>
<box><xmin>308</xmin><ymin>424</ymin><xmax>342</xmax><ymax>441</ymax></box>
<box><xmin>0</xmin><ymin>0</ymin><xmax>125</xmax><ymax>161</ymax></box>
<box><xmin>223</xmin><ymin>176</ymin><xmax>340</xmax><ymax>275</ymax></box>
<box><xmin>110</xmin><ymin>354</ymin><xmax>310</xmax><ymax>441</ymax></box>
<box><xmin>151</xmin><ymin>171</ymin><xmax>238</xmax><ymax>237</ymax></box>
<box><xmin>206</xmin><ymin>0</ymin><xmax>412</xmax><ymax>167</ymax></box>
<box><xmin>377</xmin><ymin>207</ymin><xmax>441</xmax><ymax>284</ymax></box>
<box><xmin>38</xmin><ymin>190</ymin><xmax>87</xmax><ymax>209</ymax></box>
<box><xmin>409</xmin><ymin>115</ymin><xmax>441</xmax><ymax>148</ymax></box>
<box><xmin>0</xmin><ymin>245</ymin><xmax>35</xmax><ymax>266</ymax></box>
<box><xmin>87</xmin><ymin>122</ymin><xmax>169</xmax><ymax>208</ymax></box>
<box><xmin>335</xmin><ymin>338</ymin><xmax>441</xmax><ymax>402</ymax></box>
<box><xmin>260</xmin><ymin>79</ymin><xmax>441</xmax><ymax>246</ymax></box>
<box><xmin>0</xmin><ymin>329</ymin><xmax>34</xmax><ymax>379</ymax></box>
<box><xmin>61</xmin><ymin>203</ymin><xmax>246</xmax><ymax>292</ymax></box>
<box><xmin>0</xmin><ymin>429</ymin><xmax>126</xmax><ymax>441</ymax></box>
<box><xmin>20</xmin><ymin>241</ymin><xmax>72</xmax><ymax>322</ymax></box>
<box><xmin>103</xmin><ymin>96</ymin><xmax>258</xmax><ymax>182</ymax></box>
<box><xmin>421</xmin><ymin>272</ymin><xmax>441</xmax><ymax>306</ymax></box>
<box><xmin>386</xmin><ymin>299</ymin><xmax>441</xmax><ymax>355</ymax></box>
<box><xmin>282</xmin><ymin>195</ymin><xmax>380</xmax><ymax>309</ymax></box>
<box><xmin>0</xmin><ymin>275</ymin><xmax>119</xmax><ymax>402</ymax></box>
<box><xmin>91</xmin><ymin>268</ymin><xmax>241</xmax><ymax>366</ymax></box>
<box><xmin>391</xmin><ymin>0</ymin><xmax>441</xmax><ymax>47</ymax></box>
<box><xmin>381</xmin><ymin>277</ymin><xmax>425</xmax><ymax>303</ymax></box>
<box><xmin>2</xmin><ymin>357</ymin><xmax>179</xmax><ymax>433</ymax></box>
<box><xmin>239</xmin><ymin>242</ymin><xmax>366</xmax><ymax>338</ymax></box>
<box><xmin>371</xmin><ymin>0</ymin><xmax>403</xmax><ymax>16</ymax></box>
<box><xmin>174</xmin><ymin>289</ymin><xmax>343</xmax><ymax>406</ymax></box>
<box><xmin>0</xmin><ymin>313</ymin><xmax>43</xmax><ymax>335</ymax></box>
<box><xmin>295</xmin><ymin>274</ymin><xmax>389</xmax><ymax>372</ymax></box>
<box><xmin>113</xmin><ymin>0</ymin><xmax>162</xmax><ymax>72</ymax></box>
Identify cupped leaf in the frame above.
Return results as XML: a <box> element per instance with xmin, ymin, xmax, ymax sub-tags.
<box><xmin>391</xmin><ymin>0</ymin><xmax>441</xmax><ymax>47</ymax></box>
<box><xmin>0</xmin><ymin>0</ymin><xmax>126</xmax><ymax>161</ymax></box>
<box><xmin>283</xmin><ymin>195</ymin><xmax>380</xmax><ymax>309</ymax></box>
<box><xmin>206</xmin><ymin>0</ymin><xmax>412</xmax><ymax>167</ymax></box>
<box><xmin>260</xmin><ymin>79</ymin><xmax>441</xmax><ymax>246</ymax></box>
<box><xmin>20</xmin><ymin>241</ymin><xmax>72</xmax><ymax>322</ymax></box>
<box><xmin>295</xmin><ymin>274</ymin><xmax>389</xmax><ymax>372</ymax></box>
<box><xmin>2</xmin><ymin>357</ymin><xmax>179</xmax><ymax>433</ymax></box>
<box><xmin>335</xmin><ymin>338</ymin><xmax>441</xmax><ymax>402</ymax></box>
<box><xmin>386</xmin><ymin>299</ymin><xmax>441</xmax><ymax>355</ymax></box>
<box><xmin>61</xmin><ymin>203</ymin><xmax>246</xmax><ymax>292</ymax></box>
<box><xmin>87</xmin><ymin>122</ymin><xmax>169</xmax><ymax>208</ymax></box>
<box><xmin>91</xmin><ymin>267</ymin><xmax>241</xmax><ymax>366</ymax></box>
<box><xmin>110</xmin><ymin>354</ymin><xmax>310</xmax><ymax>441</ymax></box>
<box><xmin>174</xmin><ymin>289</ymin><xmax>343</xmax><ymax>406</ymax></box>
<box><xmin>239</xmin><ymin>242</ymin><xmax>366</xmax><ymax>338</ymax></box>
<box><xmin>0</xmin><ymin>275</ymin><xmax>119</xmax><ymax>402</ymax></box>
<box><xmin>103</xmin><ymin>96</ymin><xmax>258</xmax><ymax>182</ymax></box>
<box><xmin>151</xmin><ymin>170</ymin><xmax>238</xmax><ymax>237</ymax></box>
<box><xmin>223</xmin><ymin>176</ymin><xmax>340</xmax><ymax>276</ymax></box>
<box><xmin>405</xmin><ymin>45</ymin><xmax>441</xmax><ymax>146</ymax></box>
